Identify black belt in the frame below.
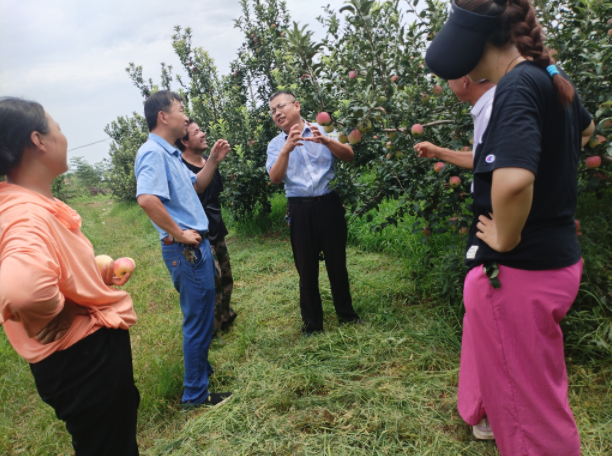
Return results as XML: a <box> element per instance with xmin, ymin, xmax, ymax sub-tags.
<box><xmin>288</xmin><ymin>192</ymin><xmax>337</xmax><ymax>204</ymax></box>
<box><xmin>162</xmin><ymin>230</ymin><xmax>208</xmax><ymax>246</ymax></box>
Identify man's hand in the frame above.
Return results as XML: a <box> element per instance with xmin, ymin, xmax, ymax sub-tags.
<box><xmin>281</xmin><ymin>124</ymin><xmax>304</xmax><ymax>154</ymax></box>
<box><xmin>414</xmin><ymin>141</ymin><xmax>441</xmax><ymax>159</ymax></box>
<box><xmin>174</xmin><ymin>229</ymin><xmax>202</xmax><ymax>247</ymax></box>
<box><xmin>209</xmin><ymin>139</ymin><xmax>231</xmax><ymax>164</ymax></box>
<box><xmin>100</xmin><ymin>260</ymin><xmax>131</xmax><ymax>287</ymax></box>
<box><xmin>304</xmin><ymin>122</ymin><xmax>331</xmax><ymax>146</ymax></box>
<box><xmin>476</xmin><ymin>213</ymin><xmax>521</xmax><ymax>253</ymax></box>
<box><xmin>35</xmin><ymin>300</ymin><xmax>88</xmax><ymax>345</ymax></box>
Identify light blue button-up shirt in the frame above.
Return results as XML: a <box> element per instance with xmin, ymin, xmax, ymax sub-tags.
<box><xmin>135</xmin><ymin>133</ymin><xmax>209</xmax><ymax>240</ymax></box>
<box><xmin>266</xmin><ymin>122</ymin><xmax>337</xmax><ymax>197</ymax></box>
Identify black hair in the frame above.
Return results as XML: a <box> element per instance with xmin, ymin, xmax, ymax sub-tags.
<box><xmin>175</xmin><ymin>119</ymin><xmax>196</xmax><ymax>152</ymax></box>
<box><xmin>269</xmin><ymin>90</ymin><xmax>297</xmax><ymax>103</ymax></box>
<box><xmin>144</xmin><ymin>90</ymin><xmax>184</xmax><ymax>132</ymax></box>
<box><xmin>456</xmin><ymin>0</ymin><xmax>574</xmax><ymax>105</ymax></box>
<box><xmin>0</xmin><ymin>97</ymin><xmax>49</xmax><ymax>176</ymax></box>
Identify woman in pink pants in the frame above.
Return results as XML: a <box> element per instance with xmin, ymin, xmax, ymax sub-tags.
<box><xmin>425</xmin><ymin>0</ymin><xmax>595</xmax><ymax>454</ymax></box>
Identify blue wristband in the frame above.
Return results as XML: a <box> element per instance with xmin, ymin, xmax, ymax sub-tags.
<box><xmin>547</xmin><ymin>65</ymin><xmax>559</xmax><ymax>77</ymax></box>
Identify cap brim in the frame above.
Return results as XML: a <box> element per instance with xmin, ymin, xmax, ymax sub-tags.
<box><xmin>425</xmin><ymin>22</ymin><xmax>487</xmax><ymax>80</ymax></box>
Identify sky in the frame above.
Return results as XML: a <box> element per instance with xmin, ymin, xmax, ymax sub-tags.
<box><xmin>0</xmin><ymin>0</ymin><xmax>346</xmax><ymax>165</ymax></box>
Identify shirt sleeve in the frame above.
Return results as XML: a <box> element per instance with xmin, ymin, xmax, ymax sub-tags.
<box><xmin>0</xmin><ymin>215</ymin><xmax>64</xmax><ymax>337</ymax></box>
<box><xmin>578</xmin><ymin>99</ymin><xmax>592</xmax><ymax>131</ymax></box>
<box><xmin>475</xmin><ymin>82</ymin><xmax>542</xmax><ymax>176</ymax></box>
<box><xmin>181</xmin><ymin>161</ymin><xmax>198</xmax><ymax>185</ymax></box>
<box><xmin>135</xmin><ymin>148</ymin><xmax>170</xmax><ymax>200</ymax></box>
<box><xmin>266</xmin><ymin>137</ymin><xmax>282</xmax><ymax>173</ymax></box>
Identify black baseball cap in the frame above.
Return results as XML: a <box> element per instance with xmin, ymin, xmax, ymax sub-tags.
<box><xmin>425</xmin><ymin>1</ymin><xmax>502</xmax><ymax>80</ymax></box>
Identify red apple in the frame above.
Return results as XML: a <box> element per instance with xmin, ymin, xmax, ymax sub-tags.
<box><xmin>348</xmin><ymin>129</ymin><xmax>362</xmax><ymax>144</ymax></box>
<box><xmin>95</xmin><ymin>255</ymin><xmax>114</xmax><ymax>274</ymax></box>
<box><xmin>459</xmin><ymin>227</ymin><xmax>469</xmax><ymax>235</ymax></box>
<box><xmin>603</xmin><ymin>120</ymin><xmax>612</xmax><ymax>129</ymax></box>
<box><xmin>386</xmin><ymin>141</ymin><xmax>393</xmax><ymax>149</ymax></box>
<box><xmin>373</xmin><ymin>135</ymin><xmax>378</xmax><ymax>140</ymax></box>
<box><xmin>349</xmin><ymin>70</ymin><xmax>357</xmax><ymax>79</ymax></box>
<box><xmin>316</xmin><ymin>112</ymin><xmax>331</xmax><ymax>126</ymax></box>
<box><xmin>586</xmin><ymin>156</ymin><xmax>602</xmax><ymax>168</ymax></box>
<box><xmin>386</xmin><ymin>153</ymin><xmax>392</xmax><ymax>159</ymax></box>
<box><xmin>114</xmin><ymin>257</ymin><xmax>136</xmax><ymax>279</ymax></box>
<box><xmin>432</xmin><ymin>85</ymin><xmax>443</xmax><ymax>96</ymax></box>
<box><xmin>411</xmin><ymin>124</ymin><xmax>424</xmax><ymax>136</ymax></box>
<box><xmin>609</xmin><ymin>29</ymin><xmax>612</xmax><ymax>37</ymax></box>
<box><xmin>338</xmin><ymin>134</ymin><xmax>349</xmax><ymax>144</ymax></box>
<box><xmin>434</xmin><ymin>162</ymin><xmax>445</xmax><ymax>173</ymax></box>
<box><xmin>234</xmin><ymin>70</ymin><xmax>238</xmax><ymax>76</ymax></box>
<box><xmin>423</xmin><ymin>227</ymin><xmax>432</xmax><ymax>236</ymax></box>
<box><xmin>271</xmin><ymin>23</ymin><xmax>276</xmax><ymax>28</ymax></box>
<box><xmin>391</xmin><ymin>75</ymin><xmax>399</xmax><ymax>83</ymax></box>
<box><xmin>449</xmin><ymin>176</ymin><xmax>461</xmax><ymax>188</ymax></box>
<box><xmin>575</xmin><ymin>220</ymin><xmax>581</xmax><ymax>232</ymax></box>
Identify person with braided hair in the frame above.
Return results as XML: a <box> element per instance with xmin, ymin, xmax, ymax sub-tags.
<box><xmin>426</xmin><ymin>1</ymin><xmax>595</xmax><ymax>455</ymax></box>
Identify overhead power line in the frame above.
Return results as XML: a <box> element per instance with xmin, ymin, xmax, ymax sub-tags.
<box><xmin>68</xmin><ymin>138</ymin><xmax>111</xmax><ymax>152</ymax></box>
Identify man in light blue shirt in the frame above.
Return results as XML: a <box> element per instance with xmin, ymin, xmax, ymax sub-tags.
<box><xmin>135</xmin><ymin>90</ymin><xmax>232</xmax><ymax>407</ymax></box>
<box><xmin>266</xmin><ymin>90</ymin><xmax>361</xmax><ymax>336</ymax></box>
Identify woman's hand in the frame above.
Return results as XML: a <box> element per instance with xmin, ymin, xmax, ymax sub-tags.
<box><xmin>35</xmin><ymin>300</ymin><xmax>88</xmax><ymax>345</ymax></box>
<box><xmin>101</xmin><ymin>261</ymin><xmax>131</xmax><ymax>287</ymax></box>
<box><xmin>476</xmin><ymin>213</ymin><xmax>521</xmax><ymax>253</ymax></box>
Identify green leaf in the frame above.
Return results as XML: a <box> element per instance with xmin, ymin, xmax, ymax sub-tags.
<box><xmin>339</xmin><ymin>5</ymin><xmax>355</xmax><ymax>14</ymax></box>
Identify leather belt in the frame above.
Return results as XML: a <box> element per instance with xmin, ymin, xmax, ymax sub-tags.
<box><xmin>288</xmin><ymin>191</ymin><xmax>337</xmax><ymax>204</ymax></box>
<box><xmin>162</xmin><ymin>231</ymin><xmax>209</xmax><ymax>246</ymax></box>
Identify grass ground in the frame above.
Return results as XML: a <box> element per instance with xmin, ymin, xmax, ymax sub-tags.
<box><xmin>0</xmin><ymin>198</ymin><xmax>611</xmax><ymax>455</ymax></box>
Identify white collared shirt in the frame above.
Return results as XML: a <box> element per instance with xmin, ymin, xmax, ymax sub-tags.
<box><xmin>469</xmin><ymin>86</ymin><xmax>496</xmax><ymax>192</ymax></box>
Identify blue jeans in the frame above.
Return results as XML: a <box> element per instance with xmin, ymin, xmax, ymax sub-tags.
<box><xmin>161</xmin><ymin>240</ymin><xmax>216</xmax><ymax>405</ymax></box>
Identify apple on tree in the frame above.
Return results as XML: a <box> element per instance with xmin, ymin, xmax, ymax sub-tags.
<box><xmin>349</xmin><ymin>70</ymin><xmax>357</xmax><ymax>79</ymax></box>
<box><xmin>348</xmin><ymin>129</ymin><xmax>362</xmax><ymax>144</ymax></box>
<box><xmin>411</xmin><ymin>124</ymin><xmax>423</xmax><ymax>136</ymax></box>
<box><xmin>586</xmin><ymin>156</ymin><xmax>602</xmax><ymax>168</ymax></box>
<box><xmin>434</xmin><ymin>162</ymin><xmax>445</xmax><ymax>173</ymax></box>
<box><xmin>338</xmin><ymin>134</ymin><xmax>349</xmax><ymax>144</ymax></box>
<box><xmin>432</xmin><ymin>85</ymin><xmax>443</xmax><ymax>96</ymax></box>
<box><xmin>449</xmin><ymin>176</ymin><xmax>461</xmax><ymax>188</ymax></box>
<box><xmin>316</xmin><ymin>112</ymin><xmax>331</xmax><ymax>126</ymax></box>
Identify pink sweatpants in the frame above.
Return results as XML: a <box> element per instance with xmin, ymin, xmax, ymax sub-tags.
<box><xmin>458</xmin><ymin>260</ymin><xmax>582</xmax><ymax>456</ymax></box>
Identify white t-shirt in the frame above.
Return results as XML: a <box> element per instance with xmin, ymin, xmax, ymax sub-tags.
<box><xmin>469</xmin><ymin>86</ymin><xmax>496</xmax><ymax>191</ymax></box>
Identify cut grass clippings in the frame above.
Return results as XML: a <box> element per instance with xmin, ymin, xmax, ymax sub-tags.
<box><xmin>0</xmin><ymin>199</ymin><xmax>610</xmax><ymax>455</ymax></box>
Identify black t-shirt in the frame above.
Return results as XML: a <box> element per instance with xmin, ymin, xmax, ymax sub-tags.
<box><xmin>466</xmin><ymin>61</ymin><xmax>592</xmax><ymax>271</ymax></box>
<box><xmin>182</xmin><ymin>155</ymin><xmax>228</xmax><ymax>243</ymax></box>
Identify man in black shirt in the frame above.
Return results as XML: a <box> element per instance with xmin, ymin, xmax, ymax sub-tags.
<box><xmin>176</xmin><ymin>120</ymin><xmax>237</xmax><ymax>332</ymax></box>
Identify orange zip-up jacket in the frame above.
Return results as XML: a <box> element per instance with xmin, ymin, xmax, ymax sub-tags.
<box><xmin>0</xmin><ymin>182</ymin><xmax>137</xmax><ymax>363</ymax></box>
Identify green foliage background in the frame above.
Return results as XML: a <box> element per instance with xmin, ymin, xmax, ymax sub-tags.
<box><xmin>104</xmin><ymin>0</ymin><xmax>612</xmax><ymax>359</ymax></box>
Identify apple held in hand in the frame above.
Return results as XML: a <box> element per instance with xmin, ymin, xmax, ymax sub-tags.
<box><xmin>586</xmin><ymin>156</ymin><xmax>602</xmax><ymax>168</ymax></box>
<box><xmin>114</xmin><ymin>257</ymin><xmax>136</xmax><ymax>279</ymax></box>
<box><xmin>95</xmin><ymin>255</ymin><xmax>114</xmax><ymax>274</ymax></box>
<box><xmin>434</xmin><ymin>162</ymin><xmax>445</xmax><ymax>173</ymax></box>
<box><xmin>348</xmin><ymin>129</ymin><xmax>362</xmax><ymax>144</ymax></box>
<box><xmin>449</xmin><ymin>176</ymin><xmax>461</xmax><ymax>188</ymax></box>
<box><xmin>316</xmin><ymin>112</ymin><xmax>331</xmax><ymax>126</ymax></box>
<box><xmin>411</xmin><ymin>124</ymin><xmax>423</xmax><ymax>136</ymax></box>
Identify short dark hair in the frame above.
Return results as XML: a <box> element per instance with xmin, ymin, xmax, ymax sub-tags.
<box><xmin>144</xmin><ymin>90</ymin><xmax>184</xmax><ymax>132</ymax></box>
<box><xmin>269</xmin><ymin>90</ymin><xmax>297</xmax><ymax>103</ymax></box>
<box><xmin>175</xmin><ymin>119</ymin><xmax>196</xmax><ymax>151</ymax></box>
<box><xmin>0</xmin><ymin>97</ymin><xmax>49</xmax><ymax>176</ymax></box>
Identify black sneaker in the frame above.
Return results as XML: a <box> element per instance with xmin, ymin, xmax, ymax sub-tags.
<box><xmin>205</xmin><ymin>392</ymin><xmax>233</xmax><ymax>406</ymax></box>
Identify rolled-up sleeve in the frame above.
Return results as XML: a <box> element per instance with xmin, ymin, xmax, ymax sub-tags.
<box><xmin>135</xmin><ymin>148</ymin><xmax>170</xmax><ymax>200</ymax></box>
<box><xmin>266</xmin><ymin>138</ymin><xmax>282</xmax><ymax>174</ymax></box>
<box><xmin>0</xmin><ymin>219</ymin><xmax>64</xmax><ymax>338</ymax></box>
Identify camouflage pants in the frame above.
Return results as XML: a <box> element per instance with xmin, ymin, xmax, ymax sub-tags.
<box><xmin>210</xmin><ymin>237</ymin><xmax>235</xmax><ymax>331</ymax></box>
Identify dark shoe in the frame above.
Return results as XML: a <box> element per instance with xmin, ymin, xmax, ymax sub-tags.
<box><xmin>221</xmin><ymin>311</ymin><xmax>238</xmax><ymax>330</ymax></box>
<box><xmin>205</xmin><ymin>392</ymin><xmax>233</xmax><ymax>406</ymax></box>
<box><xmin>301</xmin><ymin>329</ymin><xmax>322</xmax><ymax>338</ymax></box>
<box><xmin>181</xmin><ymin>392</ymin><xmax>232</xmax><ymax>410</ymax></box>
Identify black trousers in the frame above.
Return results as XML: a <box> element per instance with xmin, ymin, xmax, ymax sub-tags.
<box><xmin>288</xmin><ymin>194</ymin><xmax>359</xmax><ymax>332</ymax></box>
<box><xmin>30</xmin><ymin>327</ymin><xmax>140</xmax><ymax>456</ymax></box>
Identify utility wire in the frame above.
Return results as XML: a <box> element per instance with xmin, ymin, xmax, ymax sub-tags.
<box><xmin>68</xmin><ymin>138</ymin><xmax>111</xmax><ymax>152</ymax></box>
